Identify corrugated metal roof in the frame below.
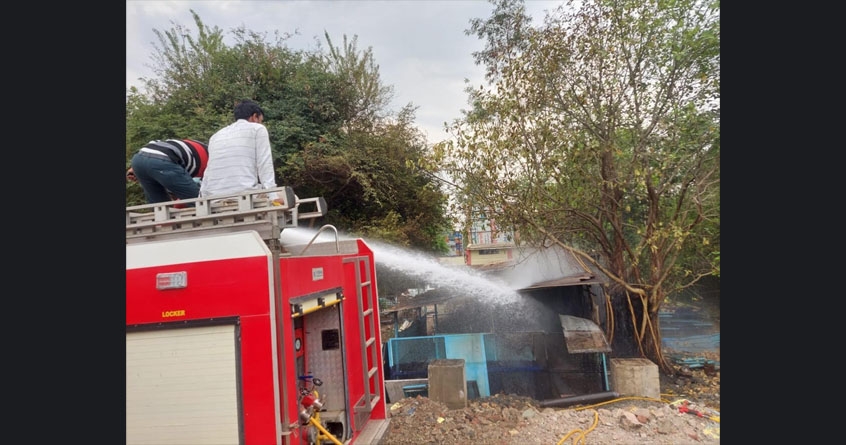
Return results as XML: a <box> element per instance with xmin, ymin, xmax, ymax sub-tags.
<box><xmin>381</xmin><ymin>289</ymin><xmax>467</xmax><ymax>313</ymax></box>
<box><xmin>488</xmin><ymin>246</ymin><xmax>609</xmax><ymax>291</ymax></box>
<box><xmin>518</xmin><ymin>274</ymin><xmax>604</xmax><ymax>291</ymax></box>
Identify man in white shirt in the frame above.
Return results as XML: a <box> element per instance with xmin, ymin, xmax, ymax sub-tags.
<box><xmin>200</xmin><ymin>99</ymin><xmax>282</xmax><ymax>203</ymax></box>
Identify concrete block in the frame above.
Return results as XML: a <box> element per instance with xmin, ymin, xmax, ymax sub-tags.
<box><xmin>428</xmin><ymin>359</ymin><xmax>467</xmax><ymax>409</ymax></box>
<box><xmin>609</xmin><ymin>358</ymin><xmax>660</xmax><ymax>399</ymax></box>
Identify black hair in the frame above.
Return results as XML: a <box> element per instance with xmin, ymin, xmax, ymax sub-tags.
<box><xmin>233</xmin><ymin>99</ymin><xmax>264</xmax><ymax>121</ymax></box>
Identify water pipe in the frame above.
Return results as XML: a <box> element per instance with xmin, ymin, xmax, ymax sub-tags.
<box><xmin>299</xmin><ymin>224</ymin><xmax>340</xmax><ymax>255</ymax></box>
<box><xmin>537</xmin><ymin>391</ymin><xmax>620</xmax><ymax>408</ymax></box>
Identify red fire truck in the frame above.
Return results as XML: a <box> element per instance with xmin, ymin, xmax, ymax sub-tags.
<box><xmin>126</xmin><ymin>187</ymin><xmax>388</xmax><ymax>445</ymax></box>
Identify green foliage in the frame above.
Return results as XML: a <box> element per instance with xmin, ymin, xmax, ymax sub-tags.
<box><xmin>125</xmin><ymin>11</ymin><xmax>452</xmax><ymax>253</ymax></box>
<box><xmin>319</xmin><ymin>32</ymin><xmax>393</xmax><ymax>129</ymax></box>
<box><xmin>436</xmin><ymin>0</ymin><xmax>719</xmax><ymax>320</ymax></box>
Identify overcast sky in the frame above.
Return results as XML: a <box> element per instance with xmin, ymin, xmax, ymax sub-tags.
<box><xmin>126</xmin><ymin>0</ymin><xmax>564</xmax><ymax>144</ymax></box>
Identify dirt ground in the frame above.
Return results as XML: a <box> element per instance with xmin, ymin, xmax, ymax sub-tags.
<box><xmin>377</xmin><ymin>351</ymin><xmax>720</xmax><ymax>444</ymax></box>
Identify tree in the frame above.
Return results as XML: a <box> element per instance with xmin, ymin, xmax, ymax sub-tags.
<box><xmin>279</xmin><ymin>32</ymin><xmax>452</xmax><ymax>253</ymax></box>
<box><xmin>126</xmin><ymin>11</ymin><xmax>452</xmax><ymax>254</ymax></box>
<box><xmin>430</xmin><ymin>0</ymin><xmax>720</xmax><ymax>373</ymax></box>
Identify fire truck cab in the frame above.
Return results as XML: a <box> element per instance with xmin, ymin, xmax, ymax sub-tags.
<box><xmin>126</xmin><ymin>187</ymin><xmax>388</xmax><ymax>445</ymax></box>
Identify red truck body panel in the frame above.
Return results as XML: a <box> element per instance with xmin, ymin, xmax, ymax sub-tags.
<box><xmin>126</xmin><ymin>231</ymin><xmax>386</xmax><ymax>445</ymax></box>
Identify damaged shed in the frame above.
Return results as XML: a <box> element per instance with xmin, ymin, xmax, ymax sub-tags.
<box><xmin>383</xmin><ymin>246</ymin><xmax>613</xmax><ymax>401</ymax></box>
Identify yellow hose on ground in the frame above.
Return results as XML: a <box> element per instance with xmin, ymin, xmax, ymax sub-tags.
<box><xmin>556</xmin><ymin>395</ymin><xmax>720</xmax><ymax>443</ymax></box>
<box><xmin>556</xmin><ymin>410</ymin><xmax>598</xmax><ymax>445</ymax></box>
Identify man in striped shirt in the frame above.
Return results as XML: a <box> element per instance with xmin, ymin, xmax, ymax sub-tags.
<box><xmin>200</xmin><ymin>99</ymin><xmax>282</xmax><ymax>203</ymax></box>
<box><xmin>128</xmin><ymin>138</ymin><xmax>209</xmax><ymax>204</ymax></box>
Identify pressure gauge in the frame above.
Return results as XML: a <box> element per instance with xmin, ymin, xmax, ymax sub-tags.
<box><xmin>295</xmin><ymin>337</ymin><xmax>302</xmax><ymax>352</ymax></box>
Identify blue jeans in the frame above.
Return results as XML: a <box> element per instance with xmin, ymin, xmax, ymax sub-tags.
<box><xmin>130</xmin><ymin>152</ymin><xmax>200</xmax><ymax>204</ymax></box>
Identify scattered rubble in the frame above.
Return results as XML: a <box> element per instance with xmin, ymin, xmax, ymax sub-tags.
<box><xmin>378</xmin><ymin>354</ymin><xmax>720</xmax><ymax>444</ymax></box>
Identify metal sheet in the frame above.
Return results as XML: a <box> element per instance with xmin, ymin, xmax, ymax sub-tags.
<box><xmin>519</xmin><ymin>274</ymin><xmax>602</xmax><ymax>290</ymax></box>
<box><xmin>559</xmin><ymin>315</ymin><xmax>612</xmax><ymax>353</ymax></box>
<box><xmin>381</xmin><ymin>290</ymin><xmax>468</xmax><ymax>313</ymax></box>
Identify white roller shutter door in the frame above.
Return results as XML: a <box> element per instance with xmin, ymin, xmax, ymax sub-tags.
<box><xmin>126</xmin><ymin>324</ymin><xmax>240</xmax><ymax>445</ymax></box>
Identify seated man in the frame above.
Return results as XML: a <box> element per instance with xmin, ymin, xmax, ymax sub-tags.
<box><xmin>200</xmin><ymin>99</ymin><xmax>284</xmax><ymax>204</ymax></box>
